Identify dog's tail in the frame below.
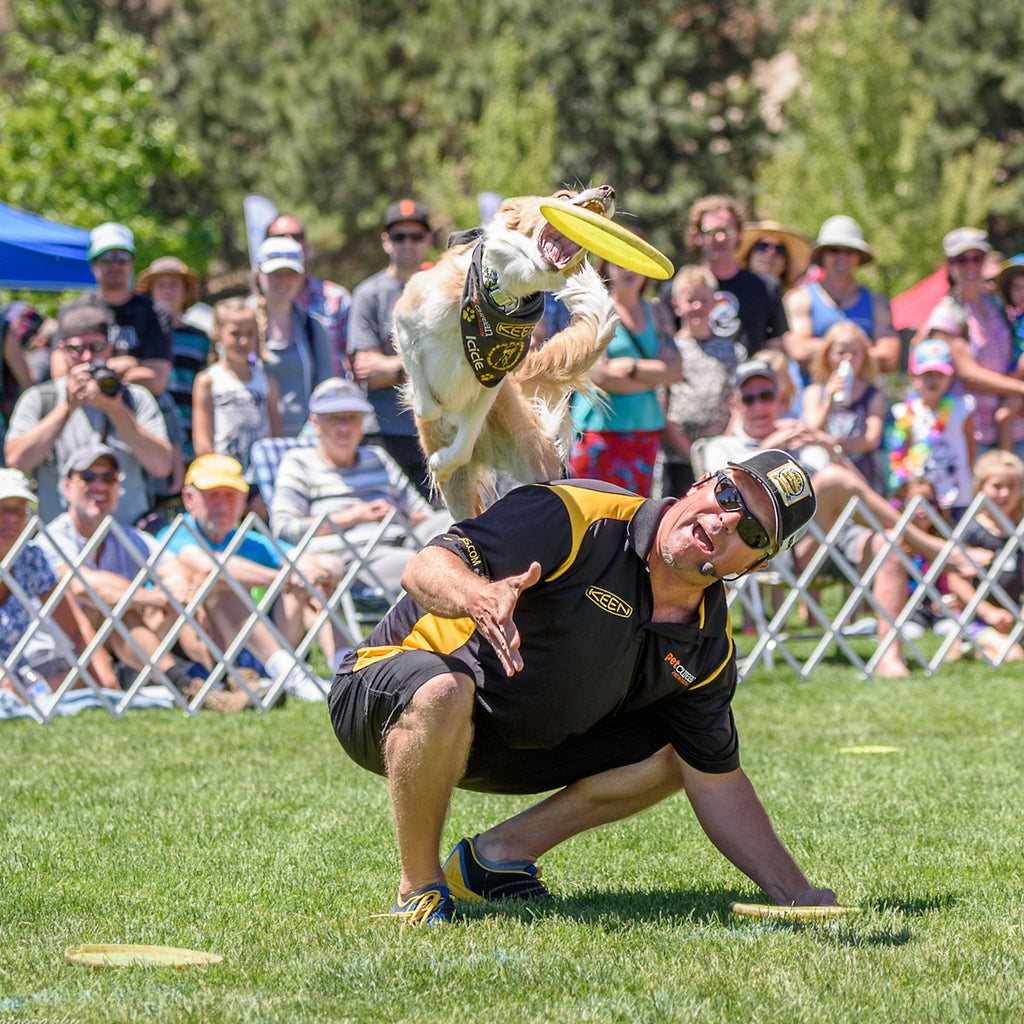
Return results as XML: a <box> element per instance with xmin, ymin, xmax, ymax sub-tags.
<box><xmin>514</xmin><ymin>261</ymin><xmax>618</xmax><ymax>408</ymax></box>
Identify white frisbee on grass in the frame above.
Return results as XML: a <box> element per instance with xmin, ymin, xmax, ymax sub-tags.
<box><xmin>538</xmin><ymin>201</ymin><xmax>675</xmax><ymax>280</ymax></box>
<box><xmin>730</xmin><ymin>902</ymin><xmax>859</xmax><ymax>922</ymax></box>
<box><xmin>65</xmin><ymin>943</ymin><xmax>224</xmax><ymax>968</ymax></box>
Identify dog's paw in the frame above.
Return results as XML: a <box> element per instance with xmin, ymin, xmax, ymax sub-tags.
<box><xmin>557</xmin><ymin>262</ymin><xmax>616</xmax><ymax>325</ymax></box>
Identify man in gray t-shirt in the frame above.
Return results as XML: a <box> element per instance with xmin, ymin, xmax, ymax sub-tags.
<box><xmin>348</xmin><ymin>198</ymin><xmax>435</xmax><ymax>499</ymax></box>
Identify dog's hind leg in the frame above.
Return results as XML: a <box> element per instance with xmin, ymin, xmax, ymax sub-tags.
<box><xmin>426</xmin><ymin>389</ymin><xmax>496</xmax><ymax>486</ymax></box>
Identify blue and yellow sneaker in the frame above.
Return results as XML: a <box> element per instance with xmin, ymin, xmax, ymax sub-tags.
<box><xmin>387</xmin><ymin>884</ymin><xmax>455</xmax><ymax>926</ymax></box>
<box><xmin>443</xmin><ymin>835</ymin><xmax>552</xmax><ymax>902</ymax></box>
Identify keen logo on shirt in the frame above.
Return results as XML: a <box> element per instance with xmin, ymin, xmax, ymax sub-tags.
<box><xmin>586</xmin><ymin>586</ymin><xmax>632</xmax><ymax>618</ymax></box>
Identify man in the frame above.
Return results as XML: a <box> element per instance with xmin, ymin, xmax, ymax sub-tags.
<box><xmin>700</xmin><ymin>360</ymin><xmax>973</xmax><ymax>678</ymax></box>
<box><xmin>4</xmin><ymin>305</ymin><xmax>173</xmax><ymax>525</ymax></box>
<box><xmin>33</xmin><ymin>443</ymin><xmax>209</xmax><ymax>699</ymax></box>
<box><xmin>330</xmin><ymin>451</ymin><xmax>837</xmax><ymax>925</ymax></box>
<box><xmin>270</xmin><ymin>377</ymin><xmax>450</xmax><ymax>594</ymax></box>
<box><xmin>684</xmin><ymin>195</ymin><xmax>788</xmax><ymax>355</ymax></box>
<box><xmin>157</xmin><ymin>453</ymin><xmax>338</xmax><ymax>703</ymax></box>
<box><xmin>59</xmin><ymin>222</ymin><xmax>174</xmax><ymax>396</ymax></box>
<box><xmin>784</xmin><ymin>216</ymin><xmax>900</xmax><ymax>375</ymax></box>
<box><xmin>265</xmin><ymin>213</ymin><xmax>352</xmax><ymax>377</ymax></box>
<box><xmin>348</xmin><ymin>198</ymin><xmax>434</xmax><ymax>498</ymax></box>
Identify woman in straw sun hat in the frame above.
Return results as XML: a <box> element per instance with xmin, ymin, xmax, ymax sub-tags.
<box><xmin>736</xmin><ymin>220</ymin><xmax>811</xmax><ymax>292</ymax></box>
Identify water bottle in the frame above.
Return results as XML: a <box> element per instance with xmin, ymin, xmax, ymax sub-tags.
<box><xmin>836</xmin><ymin>358</ymin><xmax>854</xmax><ymax>405</ymax></box>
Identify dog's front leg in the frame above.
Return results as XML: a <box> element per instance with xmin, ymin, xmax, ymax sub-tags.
<box><xmin>427</xmin><ymin>389</ymin><xmax>497</xmax><ymax>485</ymax></box>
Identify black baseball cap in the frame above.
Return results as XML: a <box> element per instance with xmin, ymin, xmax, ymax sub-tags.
<box><xmin>383</xmin><ymin>199</ymin><xmax>431</xmax><ymax>232</ymax></box>
<box><xmin>728</xmin><ymin>449</ymin><xmax>816</xmax><ymax>555</ymax></box>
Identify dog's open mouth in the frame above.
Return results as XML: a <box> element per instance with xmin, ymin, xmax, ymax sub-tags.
<box><xmin>538</xmin><ymin>189</ymin><xmax>615</xmax><ymax>270</ymax></box>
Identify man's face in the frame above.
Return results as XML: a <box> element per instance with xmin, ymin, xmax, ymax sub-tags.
<box><xmin>62</xmin><ymin>332</ymin><xmax>114</xmax><ymax>367</ymax></box>
<box><xmin>382</xmin><ymin>220</ymin><xmax>431</xmax><ymax>273</ymax></box>
<box><xmin>656</xmin><ymin>469</ymin><xmax>774</xmax><ymax>582</ymax></box>
<box><xmin>64</xmin><ymin>457</ymin><xmax>120</xmax><ymax>525</ymax></box>
<box><xmin>698</xmin><ymin>208</ymin><xmax>739</xmax><ymax>263</ymax></box>
<box><xmin>314</xmin><ymin>411</ymin><xmax>364</xmax><ymax>463</ymax></box>
<box><xmin>183</xmin><ymin>485</ymin><xmax>247</xmax><ymax>545</ymax></box>
<box><xmin>91</xmin><ymin>249</ymin><xmax>134</xmax><ymax>292</ymax></box>
<box><xmin>0</xmin><ymin>497</ymin><xmax>31</xmax><ymax>551</ymax></box>
<box><xmin>735</xmin><ymin>375</ymin><xmax>783</xmax><ymax>440</ymax></box>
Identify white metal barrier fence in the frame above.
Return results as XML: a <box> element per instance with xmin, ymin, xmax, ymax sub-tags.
<box><xmin>3</xmin><ymin>493</ymin><xmax>1022</xmax><ymax>721</ymax></box>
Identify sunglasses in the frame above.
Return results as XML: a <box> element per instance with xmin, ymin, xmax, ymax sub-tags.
<box><xmin>714</xmin><ymin>472</ymin><xmax>772</xmax><ymax>551</ymax></box>
<box><xmin>94</xmin><ymin>251</ymin><xmax>133</xmax><ymax>265</ymax></box>
<box><xmin>701</xmin><ymin>227</ymin><xmax>737</xmax><ymax>242</ymax></box>
<box><xmin>822</xmin><ymin>246</ymin><xmax>858</xmax><ymax>257</ymax></box>
<box><xmin>740</xmin><ymin>389</ymin><xmax>777</xmax><ymax>406</ymax></box>
<box><xmin>951</xmin><ymin>251</ymin><xmax>985</xmax><ymax>266</ymax></box>
<box><xmin>389</xmin><ymin>230</ymin><xmax>428</xmax><ymax>243</ymax></box>
<box><xmin>753</xmin><ymin>240</ymin><xmax>787</xmax><ymax>256</ymax></box>
<box><xmin>74</xmin><ymin>470</ymin><xmax>120</xmax><ymax>484</ymax></box>
<box><xmin>63</xmin><ymin>340</ymin><xmax>109</xmax><ymax>356</ymax></box>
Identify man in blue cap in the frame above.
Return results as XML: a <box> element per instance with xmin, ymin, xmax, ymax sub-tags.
<box><xmin>329</xmin><ymin>451</ymin><xmax>837</xmax><ymax>924</ymax></box>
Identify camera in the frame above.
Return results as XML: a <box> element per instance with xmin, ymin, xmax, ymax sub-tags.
<box><xmin>87</xmin><ymin>364</ymin><xmax>122</xmax><ymax>398</ymax></box>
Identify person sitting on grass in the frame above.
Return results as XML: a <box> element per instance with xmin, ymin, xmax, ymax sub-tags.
<box><xmin>156</xmin><ymin>454</ymin><xmax>341</xmax><ymax>702</ymax></box>
<box><xmin>33</xmin><ymin>443</ymin><xmax>213</xmax><ymax>701</ymax></box>
<box><xmin>330</xmin><ymin>450</ymin><xmax>838</xmax><ymax>925</ymax></box>
<box><xmin>945</xmin><ymin>450</ymin><xmax>1024</xmax><ymax>664</ymax></box>
<box><xmin>0</xmin><ymin>467</ymin><xmax>119</xmax><ymax>702</ymax></box>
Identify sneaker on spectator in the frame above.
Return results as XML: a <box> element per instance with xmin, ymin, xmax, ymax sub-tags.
<box><xmin>281</xmin><ymin>665</ymin><xmax>329</xmax><ymax>703</ymax></box>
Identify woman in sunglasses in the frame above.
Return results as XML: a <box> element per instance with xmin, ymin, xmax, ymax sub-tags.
<box><xmin>921</xmin><ymin>228</ymin><xmax>1024</xmax><ymax>462</ymax></box>
<box><xmin>735</xmin><ymin>220</ymin><xmax>811</xmax><ymax>293</ymax></box>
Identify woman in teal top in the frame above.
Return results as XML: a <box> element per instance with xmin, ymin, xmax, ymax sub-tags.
<box><xmin>570</xmin><ymin>259</ymin><xmax>682</xmax><ymax>493</ymax></box>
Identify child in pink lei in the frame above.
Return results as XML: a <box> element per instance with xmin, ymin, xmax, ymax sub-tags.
<box><xmin>889</xmin><ymin>338</ymin><xmax>975</xmax><ymax>521</ymax></box>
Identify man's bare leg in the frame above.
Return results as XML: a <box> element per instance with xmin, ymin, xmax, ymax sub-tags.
<box><xmin>473</xmin><ymin>744</ymin><xmax>687</xmax><ymax>865</ymax></box>
<box><xmin>382</xmin><ymin>671</ymin><xmax>475</xmax><ymax>895</ymax></box>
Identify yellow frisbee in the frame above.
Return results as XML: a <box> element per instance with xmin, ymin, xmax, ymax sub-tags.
<box><xmin>65</xmin><ymin>943</ymin><xmax>224</xmax><ymax>968</ymax></box>
<box><xmin>539</xmin><ymin>200</ymin><xmax>675</xmax><ymax>280</ymax></box>
<box><xmin>730</xmin><ymin>903</ymin><xmax>859</xmax><ymax>922</ymax></box>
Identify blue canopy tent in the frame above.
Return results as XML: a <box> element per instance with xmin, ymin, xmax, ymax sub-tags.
<box><xmin>0</xmin><ymin>201</ymin><xmax>93</xmax><ymax>290</ymax></box>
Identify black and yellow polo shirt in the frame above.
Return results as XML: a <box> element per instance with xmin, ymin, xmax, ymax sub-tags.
<box><xmin>345</xmin><ymin>479</ymin><xmax>740</xmax><ymax>774</ymax></box>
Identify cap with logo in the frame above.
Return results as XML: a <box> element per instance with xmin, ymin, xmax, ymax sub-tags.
<box><xmin>88</xmin><ymin>222</ymin><xmax>135</xmax><ymax>261</ymax></box>
<box><xmin>383</xmin><ymin>198</ymin><xmax>431</xmax><ymax>233</ymax></box>
<box><xmin>0</xmin><ymin>467</ymin><xmax>37</xmax><ymax>508</ymax></box>
<box><xmin>256</xmin><ymin>236</ymin><xmax>304</xmax><ymax>275</ymax></box>
<box><xmin>309</xmin><ymin>377</ymin><xmax>373</xmax><ymax>416</ymax></box>
<box><xmin>942</xmin><ymin>227</ymin><xmax>991</xmax><ymax>259</ymax></box>
<box><xmin>728</xmin><ymin>449</ymin><xmax>816</xmax><ymax>556</ymax></box>
<box><xmin>63</xmin><ymin>443</ymin><xmax>122</xmax><ymax>478</ymax></box>
<box><xmin>54</xmin><ymin>304</ymin><xmax>113</xmax><ymax>344</ymax></box>
<box><xmin>184</xmin><ymin>454</ymin><xmax>248</xmax><ymax>494</ymax></box>
<box><xmin>735</xmin><ymin>359</ymin><xmax>778</xmax><ymax>389</ymax></box>
<box><xmin>909</xmin><ymin>338</ymin><xmax>954</xmax><ymax>376</ymax></box>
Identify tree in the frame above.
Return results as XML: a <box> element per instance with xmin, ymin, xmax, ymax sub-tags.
<box><xmin>753</xmin><ymin>0</ymin><xmax>1010</xmax><ymax>295</ymax></box>
<box><xmin>0</xmin><ymin>1</ymin><xmax>213</xmax><ymax>270</ymax></box>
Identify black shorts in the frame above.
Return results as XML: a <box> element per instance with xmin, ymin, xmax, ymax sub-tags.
<box><xmin>328</xmin><ymin>650</ymin><xmax>671</xmax><ymax>795</ymax></box>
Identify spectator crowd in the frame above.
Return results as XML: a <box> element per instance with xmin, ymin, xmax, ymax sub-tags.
<box><xmin>2</xmin><ymin>192</ymin><xmax>1024</xmax><ymax>713</ymax></box>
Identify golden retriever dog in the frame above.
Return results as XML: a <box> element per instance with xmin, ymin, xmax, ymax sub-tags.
<box><xmin>393</xmin><ymin>185</ymin><xmax>619</xmax><ymax>520</ymax></box>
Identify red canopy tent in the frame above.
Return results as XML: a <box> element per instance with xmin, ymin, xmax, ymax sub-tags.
<box><xmin>891</xmin><ymin>267</ymin><xmax>948</xmax><ymax>332</ymax></box>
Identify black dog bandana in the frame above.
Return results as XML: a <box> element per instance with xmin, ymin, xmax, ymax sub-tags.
<box><xmin>459</xmin><ymin>241</ymin><xmax>544</xmax><ymax>388</ymax></box>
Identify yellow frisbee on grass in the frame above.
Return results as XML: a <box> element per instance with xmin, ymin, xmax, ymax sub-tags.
<box><xmin>65</xmin><ymin>943</ymin><xmax>224</xmax><ymax>968</ymax></box>
<box><xmin>539</xmin><ymin>200</ymin><xmax>675</xmax><ymax>280</ymax></box>
<box><xmin>730</xmin><ymin>903</ymin><xmax>859</xmax><ymax>922</ymax></box>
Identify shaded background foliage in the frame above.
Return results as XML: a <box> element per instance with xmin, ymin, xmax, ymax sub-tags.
<box><xmin>1</xmin><ymin>0</ymin><xmax>1022</xmax><ymax>300</ymax></box>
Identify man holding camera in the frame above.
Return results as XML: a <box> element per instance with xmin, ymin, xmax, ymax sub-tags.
<box><xmin>4</xmin><ymin>305</ymin><xmax>173</xmax><ymax>525</ymax></box>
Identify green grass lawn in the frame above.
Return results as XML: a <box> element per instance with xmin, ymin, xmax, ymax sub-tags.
<box><xmin>3</xmin><ymin>657</ymin><xmax>1023</xmax><ymax>1023</ymax></box>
